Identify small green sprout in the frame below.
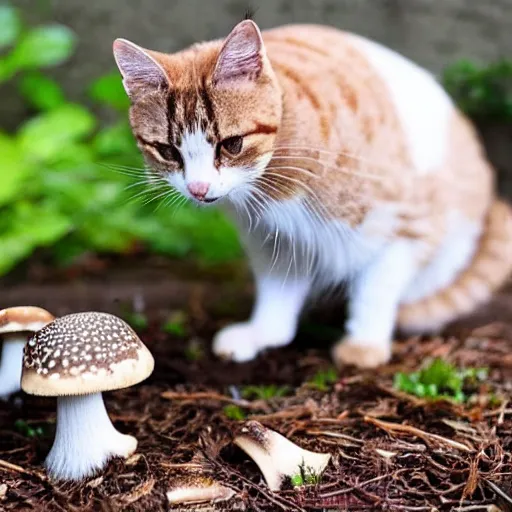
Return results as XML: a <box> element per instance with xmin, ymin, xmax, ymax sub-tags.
<box><xmin>223</xmin><ymin>404</ymin><xmax>246</xmax><ymax>421</ymax></box>
<box><xmin>14</xmin><ymin>419</ymin><xmax>44</xmax><ymax>438</ymax></box>
<box><xmin>291</xmin><ymin>462</ymin><xmax>322</xmax><ymax>487</ymax></box>
<box><xmin>241</xmin><ymin>385</ymin><xmax>290</xmax><ymax>401</ymax></box>
<box><xmin>393</xmin><ymin>358</ymin><xmax>488</xmax><ymax>404</ymax></box>
<box><xmin>122</xmin><ymin>311</ymin><xmax>148</xmax><ymax>331</ymax></box>
<box><xmin>308</xmin><ymin>367</ymin><xmax>338</xmax><ymax>392</ymax></box>
<box><xmin>163</xmin><ymin>310</ymin><xmax>187</xmax><ymax>337</ymax></box>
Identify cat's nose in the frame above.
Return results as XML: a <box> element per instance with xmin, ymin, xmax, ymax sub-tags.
<box><xmin>187</xmin><ymin>182</ymin><xmax>210</xmax><ymax>200</ymax></box>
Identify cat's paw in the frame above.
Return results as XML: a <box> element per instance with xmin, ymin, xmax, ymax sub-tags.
<box><xmin>332</xmin><ymin>337</ymin><xmax>391</xmax><ymax>369</ymax></box>
<box><xmin>212</xmin><ymin>323</ymin><xmax>294</xmax><ymax>362</ymax></box>
<box><xmin>212</xmin><ymin>323</ymin><xmax>261</xmax><ymax>362</ymax></box>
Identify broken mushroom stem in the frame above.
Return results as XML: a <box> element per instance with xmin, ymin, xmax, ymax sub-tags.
<box><xmin>234</xmin><ymin>421</ymin><xmax>331</xmax><ymax>491</ymax></box>
<box><xmin>46</xmin><ymin>393</ymin><xmax>137</xmax><ymax>481</ymax></box>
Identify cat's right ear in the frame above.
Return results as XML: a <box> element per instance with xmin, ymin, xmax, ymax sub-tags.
<box><xmin>113</xmin><ymin>39</ymin><xmax>169</xmax><ymax>100</ymax></box>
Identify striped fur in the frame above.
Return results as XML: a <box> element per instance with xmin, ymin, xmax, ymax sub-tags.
<box><xmin>114</xmin><ymin>21</ymin><xmax>512</xmax><ymax>368</ymax></box>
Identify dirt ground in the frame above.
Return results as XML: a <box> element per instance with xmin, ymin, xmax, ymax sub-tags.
<box><xmin>0</xmin><ymin>256</ymin><xmax>511</xmax><ymax>511</ymax></box>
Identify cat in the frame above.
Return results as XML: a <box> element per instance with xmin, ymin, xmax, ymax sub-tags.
<box><xmin>113</xmin><ymin>19</ymin><xmax>512</xmax><ymax>369</ymax></box>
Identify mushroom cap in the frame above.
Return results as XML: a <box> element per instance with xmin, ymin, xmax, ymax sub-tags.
<box><xmin>0</xmin><ymin>306</ymin><xmax>54</xmax><ymax>336</ymax></box>
<box><xmin>21</xmin><ymin>312</ymin><xmax>154</xmax><ymax>396</ymax></box>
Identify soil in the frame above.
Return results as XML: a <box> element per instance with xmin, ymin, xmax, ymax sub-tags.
<box><xmin>0</xmin><ymin>256</ymin><xmax>511</xmax><ymax>511</ymax></box>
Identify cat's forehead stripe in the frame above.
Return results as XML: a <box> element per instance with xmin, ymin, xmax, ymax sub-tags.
<box><xmin>166</xmin><ymin>87</ymin><xmax>217</xmax><ymax>145</ymax></box>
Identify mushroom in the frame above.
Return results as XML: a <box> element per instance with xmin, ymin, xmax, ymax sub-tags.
<box><xmin>233</xmin><ymin>421</ymin><xmax>331</xmax><ymax>491</ymax></box>
<box><xmin>21</xmin><ymin>311</ymin><xmax>154</xmax><ymax>481</ymax></box>
<box><xmin>0</xmin><ymin>306</ymin><xmax>54</xmax><ymax>399</ymax></box>
<box><xmin>167</xmin><ymin>474</ymin><xmax>235</xmax><ymax>506</ymax></box>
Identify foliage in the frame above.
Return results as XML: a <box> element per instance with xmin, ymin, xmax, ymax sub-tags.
<box><xmin>443</xmin><ymin>59</ymin><xmax>512</xmax><ymax>121</ymax></box>
<box><xmin>307</xmin><ymin>367</ymin><xmax>338</xmax><ymax>392</ymax></box>
<box><xmin>14</xmin><ymin>419</ymin><xmax>44</xmax><ymax>438</ymax></box>
<box><xmin>291</xmin><ymin>462</ymin><xmax>322</xmax><ymax>487</ymax></box>
<box><xmin>393</xmin><ymin>358</ymin><xmax>488</xmax><ymax>404</ymax></box>
<box><xmin>163</xmin><ymin>311</ymin><xmax>188</xmax><ymax>337</ymax></box>
<box><xmin>0</xmin><ymin>5</ymin><xmax>240</xmax><ymax>277</ymax></box>
<box><xmin>241</xmin><ymin>384</ymin><xmax>290</xmax><ymax>400</ymax></box>
<box><xmin>223</xmin><ymin>404</ymin><xmax>246</xmax><ymax>421</ymax></box>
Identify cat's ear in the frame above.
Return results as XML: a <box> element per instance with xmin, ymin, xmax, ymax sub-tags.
<box><xmin>113</xmin><ymin>39</ymin><xmax>169</xmax><ymax>100</ymax></box>
<box><xmin>212</xmin><ymin>20</ymin><xmax>266</xmax><ymax>87</ymax></box>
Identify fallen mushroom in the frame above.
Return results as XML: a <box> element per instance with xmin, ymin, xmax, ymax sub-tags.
<box><xmin>167</xmin><ymin>475</ymin><xmax>235</xmax><ymax>505</ymax></box>
<box><xmin>234</xmin><ymin>420</ymin><xmax>331</xmax><ymax>490</ymax></box>
<box><xmin>0</xmin><ymin>306</ymin><xmax>54</xmax><ymax>399</ymax></box>
<box><xmin>21</xmin><ymin>311</ymin><xmax>154</xmax><ymax>481</ymax></box>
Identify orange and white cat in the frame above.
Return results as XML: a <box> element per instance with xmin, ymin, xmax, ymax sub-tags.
<box><xmin>113</xmin><ymin>20</ymin><xmax>512</xmax><ymax>368</ymax></box>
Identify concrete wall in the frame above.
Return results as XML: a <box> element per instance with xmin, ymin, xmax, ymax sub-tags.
<box><xmin>13</xmin><ymin>0</ymin><xmax>512</xmax><ymax>99</ymax></box>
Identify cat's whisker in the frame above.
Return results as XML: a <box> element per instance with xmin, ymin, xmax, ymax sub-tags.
<box><xmin>267</xmin><ymin>158</ymin><xmax>384</xmax><ymax>182</ymax></box>
<box><xmin>272</xmin><ymin>145</ymin><xmax>401</xmax><ymax>176</ymax></box>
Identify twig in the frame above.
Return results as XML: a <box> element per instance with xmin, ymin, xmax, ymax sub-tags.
<box><xmin>0</xmin><ymin>459</ymin><xmax>46</xmax><ymax>480</ymax></box>
<box><xmin>160</xmin><ymin>391</ymin><xmax>265</xmax><ymax>410</ymax></box>
<box><xmin>365</xmin><ymin>417</ymin><xmax>474</xmax><ymax>452</ymax></box>
<box><xmin>319</xmin><ymin>473</ymin><xmax>396</xmax><ymax>499</ymax></box>
<box><xmin>484</xmin><ymin>479</ymin><xmax>512</xmax><ymax>505</ymax></box>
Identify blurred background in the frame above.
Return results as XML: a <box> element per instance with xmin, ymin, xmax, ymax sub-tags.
<box><xmin>0</xmin><ymin>0</ymin><xmax>511</xmax><ymax>313</ymax></box>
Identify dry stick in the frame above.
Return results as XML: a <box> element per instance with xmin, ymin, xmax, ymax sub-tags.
<box><xmin>319</xmin><ymin>472</ymin><xmax>401</xmax><ymax>499</ymax></box>
<box><xmin>365</xmin><ymin>416</ymin><xmax>474</xmax><ymax>453</ymax></box>
<box><xmin>484</xmin><ymin>479</ymin><xmax>512</xmax><ymax>506</ymax></box>
<box><xmin>0</xmin><ymin>459</ymin><xmax>31</xmax><ymax>475</ymax></box>
<box><xmin>160</xmin><ymin>391</ymin><xmax>266</xmax><ymax>410</ymax></box>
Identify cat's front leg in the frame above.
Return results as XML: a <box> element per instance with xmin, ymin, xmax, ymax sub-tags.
<box><xmin>213</xmin><ymin>271</ymin><xmax>311</xmax><ymax>363</ymax></box>
<box><xmin>332</xmin><ymin>240</ymin><xmax>419</xmax><ymax>369</ymax></box>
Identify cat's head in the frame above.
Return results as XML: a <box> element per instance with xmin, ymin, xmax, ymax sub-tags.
<box><xmin>113</xmin><ymin>20</ymin><xmax>282</xmax><ymax>205</ymax></box>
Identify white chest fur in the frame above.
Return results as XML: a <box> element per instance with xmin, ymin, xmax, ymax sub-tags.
<box><xmin>228</xmin><ymin>197</ymin><xmax>390</xmax><ymax>287</ymax></box>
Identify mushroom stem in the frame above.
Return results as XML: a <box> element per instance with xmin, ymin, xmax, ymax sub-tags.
<box><xmin>0</xmin><ymin>336</ymin><xmax>25</xmax><ymax>399</ymax></box>
<box><xmin>45</xmin><ymin>393</ymin><xmax>137</xmax><ymax>481</ymax></box>
<box><xmin>234</xmin><ymin>421</ymin><xmax>331</xmax><ymax>491</ymax></box>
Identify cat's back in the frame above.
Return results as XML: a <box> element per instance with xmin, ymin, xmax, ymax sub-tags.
<box><xmin>263</xmin><ymin>24</ymin><xmax>456</xmax><ymax>176</ymax></box>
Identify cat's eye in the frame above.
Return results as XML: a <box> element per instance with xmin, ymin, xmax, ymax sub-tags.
<box><xmin>218</xmin><ymin>136</ymin><xmax>243</xmax><ymax>157</ymax></box>
<box><xmin>155</xmin><ymin>143</ymin><xmax>184</xmax><ymax>166</ymax></box>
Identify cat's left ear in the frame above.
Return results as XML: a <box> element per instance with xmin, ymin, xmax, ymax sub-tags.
<box><xmin>113</xmin><ymin>39</ymin><xmax>169</xmax><ymax>100</ymax></box>
<box><xmin>212</xmin><ymin>20</ymin><xmax>267</xmax><ymax>87</ymax></box>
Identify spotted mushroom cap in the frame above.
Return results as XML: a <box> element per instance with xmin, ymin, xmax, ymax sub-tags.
<box><xmin>0</xmin><ymin>306</ymin><xmax>54</xmax><ymax>336</ymax></box>
<box><xmin>21</xmin><ymin>312</ymin><xmax>154</xmax><ymax>396</ymax></box>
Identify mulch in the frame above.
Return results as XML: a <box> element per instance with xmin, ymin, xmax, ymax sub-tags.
<box><xmin>0</xmin><ymin>258</ymin><xmax>511</xmax><ymax>511</ymax></box>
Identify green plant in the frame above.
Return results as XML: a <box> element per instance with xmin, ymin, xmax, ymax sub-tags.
<box><xmin>307</xmin><ymin>367</ymin><xmax>338</xmax><ymax>392</ymax></box>
<box><xmin>291</xmin><ymin>462</ymin><xmax>322</xmax><ymax>487</ymax></box>
<box><xmin>14</xmin><ymin>419</ymin><xmax>44</xmax><ymax>438</ymax></box>
<box><xmin>223</xmin><ymin>404</ymin><xmax>246</xmax><ymax>421</ymax></box>
<box><xmin>241</xmin><ymin>385</ymin><xmax>290</xmax><ymax>400</ymax></box>
<box><xmin>0</xmin><ymin>5</ymin><xmax>240</xmax><ymax>277</ymax></box>
<box><xmin>443</xmin><ymin>59</ymin><xmax>512</xmax><ymax>121</ymax></box>
<box><xmin>393</xmin><ymin>358</ymin><xmax>488</xmax><ymax>404</ymax></box>
<box><xmin>163</xmin><ymin>311</ymin><xmax>188</xmax><ymax>337</ymax></box>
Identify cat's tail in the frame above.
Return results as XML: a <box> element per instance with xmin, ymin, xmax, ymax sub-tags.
<box><xmin>397</xmin><ymin>199</ymin><xmax>512</xmax><ymax>333</ymax></box>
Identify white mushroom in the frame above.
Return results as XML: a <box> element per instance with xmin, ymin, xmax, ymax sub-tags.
<box><xmin>0</xmin><ymin>306</ymin><xmax>54</xmax><ymax>399</ymax></box>
<box><xmin>234</xmin><ymin>421</ymin><xmax>331</xmax><ymax>491</ymax></box>
<box><xmin>21</xmin><ymin>312</ymin><xmax>154</xmax><ymax>481</ymax></box>
<box><xmin>167</xmin><ymin>475</ymin><xmax>235</xmax><ymax>506</ymax></box>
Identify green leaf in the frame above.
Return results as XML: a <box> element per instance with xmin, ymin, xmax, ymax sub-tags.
<box><xmin>0</xmin><ymin>203</ymin><xmax>72</xmax><ymax>275</ymax></box>
<box><xmin>223</xmin><ymin>405</ymin><xmax>246</xmax><ymax>421</ymax></box>
<box><xmin>18</xmin><ymin>72</ymin><xmax>66</xmax><ymax>110</ymax></box>
<box><xmin>0</xmin><ymin>5</ymin><xmax>21</xmax><ymax>49</ymax></box>
<box><xmin>88</xmin><ymin>72</ymin><xmax>130</xmax><ymax>111</ymax></box>
<box><xmin>10</xmin><ymin>24</ymin><xmax>76</xmax><ymax>69</ymax></box>
<box><xmin>0</xmin><ymin>133</ymin><xmax>31</xmax><ymax>206</ymax></box>
<box><xmin>18</xmin><ymin>104</ymin><xmax>96</xmax><ymax>162</ymax></box>
<box><xmin>93</xmin><ymin>122</ymin><xmax>137</xmax><ymax>157</ymax></box>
